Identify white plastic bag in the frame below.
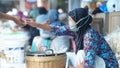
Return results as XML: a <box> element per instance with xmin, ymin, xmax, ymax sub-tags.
<box><xmin>106</xmin><ymin>0</ymin><xmax>120</xmax><ymax>12</ymax></box>
<box><xmin>50</xmin><ymin>36</ymin><xmax>70</xmax><ymax>53</ymax></box>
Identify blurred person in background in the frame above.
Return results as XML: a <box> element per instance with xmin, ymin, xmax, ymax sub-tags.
<box><xmin>59</xmin><ymin>13</ymin><xmax>68</xmax><ymax>25</ymax></box>
<box><xmin>26</xmin><ymin>7</ymin><xmax>119</xmax><ymax>68</ymax></box>
<box><xmin>29</xmin><ymin>4</ymin><xmax>39</xmax><ymax>19</ymax></box>
<box><xmin>48</xmin><ymin>9</ymin><xmax>65</xmax><ymax>26</ymax></box>
<box><xmin>30</xmin><ymin>15</ymin><xmax>51</xmax><ymax>51</ymax></box>
<box><xmin>36</xmin><ymin>7</ymin><xmax>48</xmax><ymax>25</ymax></box>
<box><xmin>30</xmin><ymin>7</ymin><xmax>50</xmax><ymax>51</ymax></box>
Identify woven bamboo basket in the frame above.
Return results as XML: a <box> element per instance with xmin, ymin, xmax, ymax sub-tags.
<box><xmin>25</xmin><ymin>53</ymin><xmax>66</xmax><ymax>68</ymax></box>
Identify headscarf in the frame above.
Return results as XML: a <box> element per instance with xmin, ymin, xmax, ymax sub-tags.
<box><xmin>48</xmin><ymin>9</ymin><xmax>65</xmax><ymax>26</ymax></box>
<box><xmin>38</xmin><ymin>7</ymin><xmax>48</xmax><ymax>14</ymax></box>
<box><xmin>69</xmin><ymin>7</ymin><xmax>92</xmax><ymax>53</ymax></box>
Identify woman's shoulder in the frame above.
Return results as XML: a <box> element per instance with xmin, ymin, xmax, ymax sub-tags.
<box><xmin>85</xmin><ymin>26</ymin><xmax>103</xmax><ymax>39</ymax></box>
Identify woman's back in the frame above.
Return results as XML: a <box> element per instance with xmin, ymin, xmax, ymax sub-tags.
<box><xmin>83</xmin><ymin>27</ymin><xmax>119</xmax><ymax>68</ymax></box>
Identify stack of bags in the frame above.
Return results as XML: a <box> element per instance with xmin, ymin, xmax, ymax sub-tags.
<box><xmin>105</xmin><ymin>27</ymin><xmax>120</xmax><ymax>58</ymax></box>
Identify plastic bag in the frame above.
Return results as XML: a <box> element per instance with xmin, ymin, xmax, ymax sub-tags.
<box><xmin>50</xmin><ymin>36</ymin><xmax>70</xmax><ymax>53</ymax></box>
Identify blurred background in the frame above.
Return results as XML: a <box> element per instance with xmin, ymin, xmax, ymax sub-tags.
<box><xmin>0</xmin><ymin>0</ymin><xmax>120</xmax><ymax>68</ymax></box>
<box><xmin>0</xmin><ymin>0</ymin><xmax>108</xmax><ymax>15</ymax></box>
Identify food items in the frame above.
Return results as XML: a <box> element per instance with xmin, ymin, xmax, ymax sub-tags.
<box><xmin>105</xmin><ymin>28</ymin><xmax>120</xmax><ymax>53</ymax></box>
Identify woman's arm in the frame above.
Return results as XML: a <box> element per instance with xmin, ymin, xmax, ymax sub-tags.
<box><xmin>26</xmin><ymin>18</ymin><xmax>52</xmax><ymax>31</ymax></box>
<box><xmin>0</xmin><ymin>12</ymin><xmax>25</xmax><ymax>26</ymax></box>
<box><xmin>26</xmin><ymin>18</ymin><xmax>75</xmax><ymax>37</ymax></box>
<box><xmin>0</xmin><ymin>12</ymin><xmax>14</xmax><ymax>20</ymax></box>
<box><xmin>83</xmin><ymin>31</ymin><xmax>99</xmax><ymax>68</ymax></box>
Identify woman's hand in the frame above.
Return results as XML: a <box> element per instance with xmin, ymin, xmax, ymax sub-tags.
<box><xmin>25</xmin><ymin>18</ymin><xmax>38</xmax><ymax>27</ymax></box>
<box><xmin>43</xmin><ymin>20</ymin><xmax>50</xmax><ymax>25</ymax></box>
<box><xmin>25</xmin><ymin>18</ymin><xmax>52</xmax><ymax>31</ymax></box>
<box><xmin>13</xmin><ymin>17</ymin><xmax>26</xmax><ymax>27</ymax></box>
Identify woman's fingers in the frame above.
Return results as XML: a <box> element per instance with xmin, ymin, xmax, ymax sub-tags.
<box><xmin>24</xmin><ymin>18</ymin><xmax>37</xmax><ymax>27</ymax></box>
<box><xmin>24</xmin><ymin>18</ymin><xmax>33</xmax><ymax>24</ymax></box>
<box><xmin>26</xmin><ymin>18</ymin><xmax>32</xmax><ymax>21</ymax></box>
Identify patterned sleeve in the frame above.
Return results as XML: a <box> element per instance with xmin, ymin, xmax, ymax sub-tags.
<box><xmin>51</xmin><ymin>25</ymin><xmax>75</xmax><ymax>37</ymax></box>
<box><xmin>83</xmin><ymin>30</ymin><xmax>99</xmax><ymax>68</ymax></box>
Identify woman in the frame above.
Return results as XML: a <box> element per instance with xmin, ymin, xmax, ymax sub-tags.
<box><xmin>26</xmin><ymin>7</ymin><xmax>119</xmax><ymax>68</ymax></box>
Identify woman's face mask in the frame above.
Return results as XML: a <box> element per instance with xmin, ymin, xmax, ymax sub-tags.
<box><xmin>69</xmin><ymin>15</ymin><xmax>90</xmax><ymax>32</ymax></box>
<box><xmin>69</xmin><ymin>17</ymin><xmax>77</xmax><ymax>31</ymax></box>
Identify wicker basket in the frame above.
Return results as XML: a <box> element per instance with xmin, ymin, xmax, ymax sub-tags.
<box><xmin>25</xmin><ymin>53</ymin><xmax>66</xmax><ymax>68</ymax></box>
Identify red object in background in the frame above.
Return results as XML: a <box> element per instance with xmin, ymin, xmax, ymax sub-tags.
<box><xmin>26</xmin><ymin>0</ymin><xmax>37</xmax><ymax>2</ymax></box>
<box><xmin>25</xmin><ymin>0</ymin><xmax>48</xmax><ymax>11</ymax></box>
<box><xmin>25</xmin><ymin>0</ymin><xmax>37</xmax><ymax>10</ymax></box>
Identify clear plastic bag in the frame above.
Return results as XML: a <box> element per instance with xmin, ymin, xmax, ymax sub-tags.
<box><xmin>51</xmin><ymin>36</ymin><xmax>70</xmax><ymax>54</ymax></box>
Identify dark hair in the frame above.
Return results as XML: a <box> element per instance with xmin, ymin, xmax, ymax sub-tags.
<box><xmin>38</xmin><ymin>7</ymin><xmax>48</xmax><ymax>14</ymax></box>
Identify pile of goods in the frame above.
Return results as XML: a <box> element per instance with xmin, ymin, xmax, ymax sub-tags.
<box><xmin>0</xmin><ymin>20</ymin><xmax>29</xmax><ymax>68</ymax></box>
<box><xmin>105</xmin><ymin>28</ymin><xmax>120</xmax><ymax>54</ymax></box>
